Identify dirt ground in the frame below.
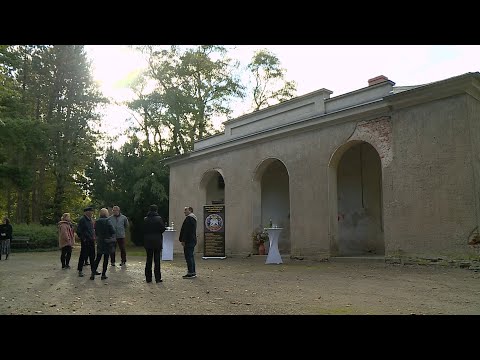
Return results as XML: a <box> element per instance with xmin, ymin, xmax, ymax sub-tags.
<box><xmin>1</xmin><ymin>249</ymin><xmax>479</xmax><ymax>315</ymax></box>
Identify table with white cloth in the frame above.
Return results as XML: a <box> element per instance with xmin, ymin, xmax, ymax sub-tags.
<box><xmin>265</xmin><ymin>227</ymin><xmax>283</xmax><ymax>264</ymax></box>
<box><xmin>162</xmin><ymin>230</ymin><xmax>176</xmax><ymax>261</ymax></box>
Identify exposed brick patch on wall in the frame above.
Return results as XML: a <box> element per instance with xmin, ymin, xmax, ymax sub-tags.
<box><xmin>349</xmin><ymin>116</ymin><xmax>392</xmax><ymax>167</ymax></box>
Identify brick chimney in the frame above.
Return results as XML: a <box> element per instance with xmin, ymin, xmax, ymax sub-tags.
<box><xmin>368</xmin><ymin>75</ymin><xmax>389</xmax><ymax>86</ymax></box>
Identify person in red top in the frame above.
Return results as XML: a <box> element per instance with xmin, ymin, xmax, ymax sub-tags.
<box><xmin>58</xmin><ymin>213</ymin><xmax>75</xmax><ymax>269</ymax></box>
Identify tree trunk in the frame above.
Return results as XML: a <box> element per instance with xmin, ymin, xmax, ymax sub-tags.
<box><xmin>53</xmin><ymin>175</ymin><xmax>66</xmax><ymax>223</ymax></box>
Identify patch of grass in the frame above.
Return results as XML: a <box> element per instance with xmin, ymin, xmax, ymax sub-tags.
<box><xmin>11</xmin><ymin>247</ymin><xmax>58</xmax><ymax>253</ymax></box>
<box><xmin>124</xmin><ymin>245</ymin><xmax>146</xmax><ymax>257</ymax></box>
<box><xmin>315</xmin><ymin>307</ymin><xmax>356</xmax><ymax>315</ymax></box>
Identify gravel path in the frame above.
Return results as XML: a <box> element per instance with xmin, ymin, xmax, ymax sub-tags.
<box><xmin>1</xmin><ymin>251</ymin><xmax>479</xmax><ymax>315</ymax></box>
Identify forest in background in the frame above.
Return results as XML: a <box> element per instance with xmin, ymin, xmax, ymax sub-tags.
<box><xmin>0</xmin><ymin>45</ymin><xmax>296</xmax><ymax>244</ymax></box>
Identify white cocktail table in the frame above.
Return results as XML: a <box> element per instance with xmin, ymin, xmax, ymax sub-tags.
<box><xmin>265</xmin><ymin>227</ymin><xmax>283</xmax><ymax>264</ymax></box>
<box><xmin>162</xmin><ymin>230</ymin><xmax>176</xmax><ymax>261</ymax></box>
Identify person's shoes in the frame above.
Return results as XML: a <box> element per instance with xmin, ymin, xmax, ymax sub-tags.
<box><xmin>156</xmin><ymin>279</ymin><xmax>163</xmax><ymax>283</ymax></box>
<box><xmin>146</xmin><ymin>279</ymin><xmax>152</xmax><ymax>283</ymax></box>
<box><xmin>94</xmin><ymin>271</ymin><xmax>101</xmax><ymax>275</ymax></box>
<box><xmin>182</xmin><ymin>274</ymin><xmax>196</xmax><ymax>279</ymax></box>
<box><xmin>90</xmin><ymin>274</ymin><xmax>95</xmax><ymax>280</ymax></box>
<box><xmin>111</xmin><ymin>263</ymin><xmax>116</xmax><ymax>267</ymax></box>
<box><xmin>120</xmin><ymin>261</ymin><xmax>126</xmax><ymax>266</ymax></box>
<box><xmin>101</xmin><ymin>275</ymin><xmax>108</xmax><ymax>280</ymax></box>
<box><xmin>84</xmin><ymin>262</ymin><xmax>90</xmax><ymax>266</ymax></box>
<box><xmin>66</xmin><ymin>265</ymin><xmax>71</xmax><ymax>269</ymax></box>
<box><xmin>62</xmin><ymin>265</ymin><xmax>66</xmax><ymax>269</ymax></box>
<box><xmin>78</xmin><ymin>271</ymin><xmax>84</xmax><ymax>277</ymax></box>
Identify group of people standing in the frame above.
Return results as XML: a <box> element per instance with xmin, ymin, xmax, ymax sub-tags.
<box><xmin>57</xmin><ymin>204</ymin><xmax>198</xmax><ymax>283</ymax></box>
<box><xmin>57</xmin><ymin>205</ymin><xmax>129</xmax><ymax>280</ymax></box>
<box><xmin>141</xmin><ymin>204</ymin><xmax>198</xmax><ymax>282</ymax></box>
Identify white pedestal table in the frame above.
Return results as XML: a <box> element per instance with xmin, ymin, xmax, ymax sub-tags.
<box><xmin>265</xmin><ymin>227</ymin><xmax>283</xmax><ymax>264</ymax></box>
<box><xmin>162</xmin><ymin>230</ymin><xmax>176</xmax><ymax>261</ymax></box>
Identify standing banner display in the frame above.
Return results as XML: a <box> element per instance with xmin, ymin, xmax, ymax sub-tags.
<box><xmin>203</xmin><ymin>204</ymin><xmax>226</xmax><ymax>259</ymax></box>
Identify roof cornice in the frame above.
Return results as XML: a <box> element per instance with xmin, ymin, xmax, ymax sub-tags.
<box><xmin>166</xmin><ymin>72</ymin><xmax>480</xmax><ymax>166</ymax></box>
<box><xmin>385</xmin><ymin>72</ymin><xmax>480</xmax><ymax>109</ymax></box>
<box><xmin>167</xmin><ymin>100</ymin><xmax>390</xmax><ymax>166</ymax></box>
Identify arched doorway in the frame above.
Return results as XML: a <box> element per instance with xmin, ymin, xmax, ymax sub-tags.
<box><xmin>200</xmin><ymin>169</ymin><xmax>225</xmax><ymax>205</ymax></box>
<box><xmin>198</xmin><ymin>169</ymin><xmax>226</xmax><ymax>256</ymax></box>
<box><xmin>329</xmin><ymin>141</ymin><xmax>384</xmax><ymax>257</ymax></box>
<box><xmin>252</xmin><ymin>159</ymin><xmax>290</xmax><ymax>255</ymax></box>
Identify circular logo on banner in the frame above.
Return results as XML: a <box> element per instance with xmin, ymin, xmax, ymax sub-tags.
<box><xmin>205</xmin><ymin>214</ymin><xmax>223</xmax><ymax>232</ymax></box>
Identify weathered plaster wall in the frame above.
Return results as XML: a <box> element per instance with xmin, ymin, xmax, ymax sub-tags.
<box><xmin>385</xmin><ymin>94</ymin><xmax>477</xmax><ymax>258</ymax></box>
<box><xmin>169</xmin><ymin>120</ymin><xmax>359</xmax><ymax>257</ymax></box>
<box><xmin>169</xmin><ymin>75</ymin><xmax>480</xmax><ymax>261</ymax></box>
<box><xmin>467</xmin><ymin>96</ymin><xmax>480</xmax><ymax>237</ymax></box>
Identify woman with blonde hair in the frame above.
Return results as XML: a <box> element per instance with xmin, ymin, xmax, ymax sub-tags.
<box><xmin>91</xmin><ymin>208</ymin><xmax>116</xmax><ymax>280</ymax></box>
<box><xmin>58</xmin><ymin>213</ymin><xmax>75</xmax><ymax>269</ymax></box>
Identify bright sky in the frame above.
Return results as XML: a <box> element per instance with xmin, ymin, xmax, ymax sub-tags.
<box><xmin>85</xmin><ymin>45</ymin><xmax>480</xmax><ymax>148</ymax></box>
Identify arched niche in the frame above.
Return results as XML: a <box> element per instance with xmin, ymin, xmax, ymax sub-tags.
<box><xmin>252</xmin><ymin>158</ymin><xmax>291</xmax><ymax>254</ymax></box>
<box><xmin>328</xmin><ymin>141</ymin><xmax>384</xmax><ymax>257</ymax></box>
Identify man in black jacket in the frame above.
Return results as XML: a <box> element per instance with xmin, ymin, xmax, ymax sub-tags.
<box><xmin>143</xmin><ymin>204</ymin><xmax>166</xmax><ymax>283</ymax></box>
<box><xmin>90</xmin><ymin>208</ymin><xmax>116</xmax><ymax>280</ymax></box>
<box><xmin>179</xmin><ymin>206</ymin><xmax>197</xmax><ymax>278</ymax></box>
<box><xmin>76</xmin><ymin>206</ymin><xmax>96</xmax><ymax>277</ymax></box>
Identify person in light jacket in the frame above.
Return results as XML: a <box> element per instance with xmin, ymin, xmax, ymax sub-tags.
<box><xmin>58</xmin><ymin>213</ymin><xmax>75</xmax><ymax>269</ymax></box>
<box><xmin>108</xmin><ymin>205</ymin><xmax>129</xmax><ymax>267</ymax></box>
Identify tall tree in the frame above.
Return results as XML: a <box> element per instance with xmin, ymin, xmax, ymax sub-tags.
<box><xmin>122</xmin><ymin>72</ymin><xmax>171</xmax><ymax>155</ymax></box>
<box><xmin>133</xmin><ymin>45</ymin><xmax>245</xmax><ymax>154</ymax></box>
<box><xmin>85</xmin><ymin>138</ymin><xmax>169</xmax><ymax>245</ymax></box>
<box><xmin>0</xmin><ymin>45</ymin><xmax>106</xmax><ymax>224</ymax></box>
<box><xmin>0</xmin><ymin>45</ymin><xmax>49</xmax><ymax>222</ymax></box>
<box><xmin>179</xmin><ymin>45</ymin><xmax>245</xmax><ymax>143</ymax></box>
<box><xmin>45</xmin><ymin>45</ymin><xmax>107</xmax><ymax>222</ymax></box>
<box><xmin>247</xmin><ymin>49</ymin><xmax>297</xmax><ymax>111</ymax></box>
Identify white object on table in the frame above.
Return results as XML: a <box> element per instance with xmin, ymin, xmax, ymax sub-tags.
<box><xmin>162</xmin><ymin>230</ymin><xmax>176</xmax><ymax>261</ymax></box>
<box><xmin>264</xmin><ymin>227</ymin><xmax>283</xmax><ymax>264</ymax></box>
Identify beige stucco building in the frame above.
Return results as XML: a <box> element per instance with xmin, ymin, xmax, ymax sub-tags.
<box><xmin>167</xmin><ymin>72</ymin><xmax>480</xmax><ymax>262</ymax></box>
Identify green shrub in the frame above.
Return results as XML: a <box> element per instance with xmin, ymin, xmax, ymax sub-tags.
<box><xmin>13</xmin><ymin>223</ymin><xmax>58</xmax><ymax>250</ymax></box>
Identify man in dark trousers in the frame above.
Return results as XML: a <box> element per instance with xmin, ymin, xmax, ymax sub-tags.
<box><xmin>179</xmin><ymin>206</ymin><xmax>197</xmax><ymax>278</ymax></box>
<box><xmin>143</xmin><ymin>204</ymin><xmax>166</xmax><ymax>283</ymax></box>
<box><xmin>76</xmin><ymin>206</ymin><xmax>96</xmax><ymax>277</ymax></box>
<box><xmin>109</xmin><ymin>205</ymin><xmax>129</xmax><ymax>267</ymax></box>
